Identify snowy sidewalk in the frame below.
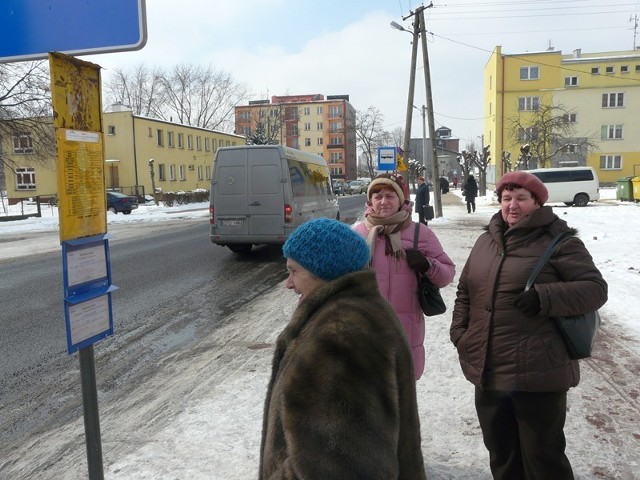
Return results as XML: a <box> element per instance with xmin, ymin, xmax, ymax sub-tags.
<box><xmin>2</xmin><ymin>192</ymin><xmax>639</xmax><ymax>479</ymax></box>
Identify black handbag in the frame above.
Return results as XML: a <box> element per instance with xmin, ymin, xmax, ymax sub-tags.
<box><xmin>413</xmin><ymin>223</ymin><xmax>446</xmax><ymax>316</ymax></box>
<box><xmin>525</xmin><ymin>232</ymin><xmax>601</xmax><ymax>360</ymax></box>
<box><xmin>425</xmin><ymin>205</ymin><xmax>435</xmax><ymax>220</ymax></box>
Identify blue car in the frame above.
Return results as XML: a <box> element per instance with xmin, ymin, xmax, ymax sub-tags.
<box><xmin>107</xmin><ymin>191</ymin><xmax>139</xmax><ymax>214</ymax></box>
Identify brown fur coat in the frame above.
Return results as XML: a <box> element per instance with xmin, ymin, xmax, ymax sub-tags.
<box><xmin>259</xmin><ymin>270</ymin><xmax>426</xmax><ymax>480</ymax></box>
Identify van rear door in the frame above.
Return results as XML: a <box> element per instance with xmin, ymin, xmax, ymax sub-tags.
<box><xmin>247</xmin><ymin>147</ymin><xmax>285</xmax><ymax>236</ymax></box>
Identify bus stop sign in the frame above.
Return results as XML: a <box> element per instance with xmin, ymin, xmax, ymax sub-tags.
<box><xmin>0</xmin><ymin>0</ymin><xmax>147</xmax><ymax>62</ymax></box>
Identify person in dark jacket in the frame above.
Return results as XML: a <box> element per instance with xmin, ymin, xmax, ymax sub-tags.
<box><xmin>260</xmin><ymin>218</ymin><xmax>426</xmax><ymax>480</ymax></box>
<box><xmin>450</xmin><ymin>171</ymin><xmax>607</xmax><ymax>480</ymax></box>
<box><xmin>414</xmin><ymin>175</ymin><xmax>430</xmax><ymax>225</ymax></box>
<box><xmin>462</xmin><ymin>174</ymin><xmax>478</xmax><ymax>213</ymax></box>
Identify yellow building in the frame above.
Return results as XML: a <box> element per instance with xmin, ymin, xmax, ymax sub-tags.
<box><xmin>485</xmin><ymin>46</ymin><xmax>640</xmax><ymax>184</ymax></box>
<box><xmin>235</xmin><ymin>94</ymin><xmax>357</xmax><ymax>181</ymax></box>
<box><xmin>0</xmin><ymin>105</ymin><xmax>244</xmax><ymax>203</ymax></box>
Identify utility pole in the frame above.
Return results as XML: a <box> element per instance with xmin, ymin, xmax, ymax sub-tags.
<box><xmin>417</xmin><ymin>4</ymin><xmax>442</xmax><ymax>217</ymax></box>
<box><xmin>399</xmin><ymin>17</ymin><xmax>420</xmax><ymax>177</ymax></box>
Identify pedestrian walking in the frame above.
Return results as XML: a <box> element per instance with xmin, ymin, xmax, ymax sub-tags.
<box><xmin>462</xmin><ymin>175</ymin><xmax>478</xmax><ymax>213</ymax></box>
<box><xmin>415</xmin><ymin>176</ymin><xmax>430</xmax><ymax>225</ymax></box>
<box><xmin>260</xmin><ymin>218</ymin><xmax>426</xmax><ymax>479</ymax></box>
<box><xmin>353</xmin><ymin>173</ymin><xmax>455</xmax><ymax>380</ymax></box>
<box><xmin>450</xmin><ymin>171</ymin><xmax>608</xmax><ymax>480</ymax></box>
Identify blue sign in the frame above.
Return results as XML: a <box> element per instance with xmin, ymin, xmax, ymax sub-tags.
<box><xmin>378</xmin><ymin>146</ymin><xmax>397</xmax><ymax>171</ymax></box>
<box><xmin>0</xmin><ymin>0</ymin><xmax>147</xmax><ymax>62</ymax></box>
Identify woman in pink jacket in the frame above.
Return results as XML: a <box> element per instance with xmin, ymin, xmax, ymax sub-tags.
<box><xmin>354</xmin><ymin>173</ymin><xmax>455</xmax><ymax>380</ymax></box>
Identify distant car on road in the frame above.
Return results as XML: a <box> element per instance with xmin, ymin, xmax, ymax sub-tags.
<box><xmin>332</xmin><ymin>180</ymin><xmax>345</xmax><ymax>196</ymax></box>
<box><xmin>107</xmin><ymin>191</ymin><xmax>139</xmax><ymax>214</ymax></box>
<box><xmin>347</xmin><ymin>180</ymin><xmax>366</xmax><ymax>195</ymax></box>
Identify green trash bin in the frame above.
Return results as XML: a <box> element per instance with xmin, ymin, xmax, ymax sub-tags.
<box><xmin>616</xmin><ymin>176</ymin><xmax>635</xmax><ymax>201</ymax></box>
<box><xmin>632</xmin><ymin>177</ymin><xmax>640</xmax><ymax>203</ymax></box>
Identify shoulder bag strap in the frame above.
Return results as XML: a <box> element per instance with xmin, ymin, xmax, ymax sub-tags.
<box><xmin>413</xmin><ymin>222</ymin><xmax>420</xmax><ymax>249</ymax></box>
<box><xmin>524</xmin><ymin>232</ymin><xmax>572</xmax><ymax>291</ymax></box>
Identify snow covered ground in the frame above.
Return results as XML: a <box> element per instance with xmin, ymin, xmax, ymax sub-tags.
<box><xmin>1</xmin><ymin>188</ymin><xmax>639</xmax><ymax>479</ymax></box>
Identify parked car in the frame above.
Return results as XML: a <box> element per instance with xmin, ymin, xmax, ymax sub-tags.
<box><xmin>332</xmin><ymin>180</ymin><xmax>345</xmax><ymax>195</ymax></box>
<box><xmin>107</xmin><ymin>191</ymin><xmax>139</xmax><ymax>214</ymax></box>
<box><xmin>347</xmin><ymin>180</ymin><xmax>366</xmax><ymax>195</ymax></box>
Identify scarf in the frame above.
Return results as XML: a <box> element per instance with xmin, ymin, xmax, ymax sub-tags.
<box><xmin>363</xmin><ymin>201</ymin><xmax>413</xmax><ymax>263</ymax></box>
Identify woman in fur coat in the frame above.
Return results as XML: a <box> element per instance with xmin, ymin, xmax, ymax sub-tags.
<box><xmin>260</xmin><ymin>218</ymin><xmax>426</xmax><ymax>480</ymax></box>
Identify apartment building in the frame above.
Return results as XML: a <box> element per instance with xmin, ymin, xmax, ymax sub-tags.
<box><xmin>234</xmin><ymin>94</ymin><xmax>357</xmax><ymax>181</ymax></box>
<box><xmin>0</xmin><ymin>105</ymin><xmax>244</xmax><ymax>203</ymax></box>
<box><xmin>485</xmin><ymin>46</ymin><xmax>640</xmax><ymax>184</ymax></box>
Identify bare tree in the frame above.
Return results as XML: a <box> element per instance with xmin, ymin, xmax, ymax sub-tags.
<box><xmin>507</xmin><ymin>103</ymin><xmax>597</xmax><ymax>168</ymax></box>
<box><xmin>244</xmin><ymin>103</ymin><xmax>283</xmax><ymax>145</ymax></box>
<box><xmin>0</xmin><ymin>62</ymin><xmax>55</xmax><ymax>177</ymax></box>
<box><xmin>160</xmin><ymin>63</ymin><xmax>248</xmax><ymax>132</ymax></box>
<box><xmin>103</xmin><ymin>63</ymin><xmax>165</xmax><ymax>117</ymax></box>
<box><xmin>355</xmin><ymin>106</ymin><xmax>387</xmax><ymax>178</ymax></box>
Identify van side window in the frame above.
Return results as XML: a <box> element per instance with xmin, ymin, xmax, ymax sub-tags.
<box><xmin>288</xmin><ymin>159</ymin><xmax>331</xmax><ymax>197</ymax></box>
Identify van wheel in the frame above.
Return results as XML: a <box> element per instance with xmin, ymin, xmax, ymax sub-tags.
<box><xmin>573</xmin><ymin>193</ymin><xmax>589</xmax><ymax>207</ymax></box>
<box><xmin>564</xmin><ymin>202</ymin><xmax>573</xmax><ymax>206</ymax></box>
<box><xmin>228</xmin><ymin>244</ymin><xmax>253</xmax><ymax>254</ymax></box>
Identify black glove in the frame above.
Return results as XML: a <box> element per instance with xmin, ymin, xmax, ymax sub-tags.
<box><xmin>514</xmin><ymin>290</ymin><xmax>541</xmax><ymax>315</ymax></box>
<box><xmin>405</xmin><ymin>249</ymin><xmax>430</xmax><ymax>274</ymax></box>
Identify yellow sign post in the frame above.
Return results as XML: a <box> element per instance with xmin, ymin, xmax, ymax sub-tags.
<box><xmin>49</xmin><ymin>52</ymin><xmax>106</xmax><ymax>242</ymax></box>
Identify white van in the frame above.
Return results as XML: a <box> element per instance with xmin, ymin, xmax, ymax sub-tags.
<box><xmin>209</xmin><ymin>145</ymin><xmax>339</xmax><ymax>253</ymax></box>
<box><xmin>526</xmin><ymin>167</ymin><xmax>600</xmax><ymax>207</ymax></box>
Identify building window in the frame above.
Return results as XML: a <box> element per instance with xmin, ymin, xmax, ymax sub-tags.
<box><xmin>289</xmin><ymin>125</ymin><xmax>298</xmax><ymax>136</ymax></box>
<box><xmin>602</xmin><ymin>124</ymin><xmax>623</xmax><ymax>140</ymax></box>
<box><xmin>187</xmin><ymin>135</ymin><xmax>193</xmax><ymax>149</ymax></box>
<box><xmin>329</xmin><ymin>137</ymin><xmax>342</xmax><ymax>145</ymax></box>
<box><xmin>602</xmin><ymin>92</ymin><xmax>624</xmax><ymax>108</ymax></box>
<box><xmin>591</xmin><ymin>67</ymin><xmax>600</xmax><ymax>75</ymax></box>
<box><xmin>329</xmin><ymin>122</ymin><xmax>342</xmax><ymax>132</ymax></box>
<box><xmin>205</xmin><ymin>165</ymin><xmax>211</xmax><ymax>180</ymax></box>
<box><xmin>562</xmin><ymin>113</ymin><xmax>578</xmax><ymax>123</ymax></box>
<box><xmin>600</xmin><ymin>154</ymin><xmax>622</xmax><ymax>170</ymax></box>
<box><xmin>329</xmin><ymin>106</ymin><xmax>342</xmax><ymax>118</ymax></box>
<box><xmin>605</xmin><ymin>66</ymin><xmax>614</xmax><ymax>74</ymax></box>
<box><xmin>178</xmin><ymin>133</ymin><xmax>184</xmax><ymax>148</ymax></box>
<box><xmin>303</xmin><ymin>107</ymin><xmax>310</xmax><ymax>115</ymax></box>
<box><xmin>621</xmin><ymin>65</ymin><xmax>629</xmax><ymax>73</ymax></box>
<box><xmin>304</xmin><ymin>138</ymin><xmax>311</xmax><ymax>146</ymax></box>
<box><xmin>317</xmin><ymin>122</ymin><xmax>323</xmax><ymax>130</ymax></box>
<box><xmin>158</xmin><ymin>163</ymin><xmax>166</xmax><ymax>181</ymax></box>
<box><xmin>241</xmin><ymin>126</ymin><xmax>251</xmax><ymax>136</ymax></box>
<box><xmin>12</xmin><ymin>134</ymin><xmax>33</xmax><ymax>153</ymax></box>
<box><xmin>107</xmin><ymin>125</ymin><xmax>116</xmax><ymax>135</ymax></box>
<box><xmin>317</xmin><ymin>138</ymin><xmax>323</xmax><ymax>145</ymax></box>
<box><xmin>518</xmin><ymin>96</ymin><xmax>539</xmax><ymax>111</ymax></box>
<box><xmin>239</xmin><ymin>111</ymin><xmax>250</xmax><ymax>122</ymax></box>
<box><xmin>204</xmin><ymin>137</ymin><xmax>210</xmax><ymax>151</ymax></box>
<box><xmin>563</xmin><ymin>144</ymin><xmax>579</xmax><ymax>153</ymax></box>
<box><xmin>197</xmin><ymin>165</ymin><xmax>203</xmax><ymax>180</ymax></box>
<box><xmin>316</xmin><ymin>106</ymin><xmax>323</xmax><ymax>114</ymax></box>
<box><xmin>148</xmin><ymin>127</ymin><xmax>153</xmax><ymax>137</ymax></box>
<box><xmin>304</xmin><ymin>123</ymin><xmax>311</xmax><ymax>131</ymax></box>
<box><xmin>520</xmin><ymin>66</ymin><xmax>539</xmax><ymax>80</ymax></box>
<box><xmin>179</xmin><ymin>165</ymin><xmax>186</xmax><ymax>180</ymax></box>
<box><xmin>517</xmin><ymin>127</ymin><xmax>538</xmax><ymax>142</ymax></box>
<box><xmin>15</xmin><ymin>167</ymin><xmax>36</xmax><ymax>190</ymax></box>
<box><xmin>330</xmin><ymin>167</ymin><xmax>343</xmax><ymax>175</ymax></box>
<box><xmin>169</xmin><ymin>164</ymin><xmax>176</xmax><ymax>181</ymax></box>
<box><xmin>564</xmin><ymin>76</ymin><xmax>578</xmax><ymax>86</ymax></box>
<box><xmin>168</xmin><ymin>131</ymin><xmax>174</xmax><ymax>147</ymax></box>
<box><xmin>156</xmin><ymin>129</ymin><xmax>164</xmax><ymax>146</ymax></box>
<box><xmin>330</xmin><ymin>152</ymin><xmax>343</xmax><ymax>162</ymax></box>
<box><xmin>196</xmin><ymin>136</ymin><xmax>202</xmax><ymax>151</ymax></box>
<box><xmin>635</xmin><ymin>65</ymin><xmax>640</xmax><ymax>72</ymax></box>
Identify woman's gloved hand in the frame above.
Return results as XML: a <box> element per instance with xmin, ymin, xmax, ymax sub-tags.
<box><xmin>514</xmin><ymin>289</ymin><xmax>541</xmax><ymax>315</ymax></box>
<box><xmin>405</xmin><ymin>249</ymin><xmax>430</xmax><ymax>274</ymax></box>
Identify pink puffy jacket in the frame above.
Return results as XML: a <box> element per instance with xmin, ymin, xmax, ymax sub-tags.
<box><xmin>354</xmin><ymin>221</ymin><xmax>455</xmax><ymax>379</ymax></box>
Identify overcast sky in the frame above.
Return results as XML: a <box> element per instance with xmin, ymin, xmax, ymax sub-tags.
<box><xmin>86</xmin><ymin>0</ymin><xmax>640</xmax><ymax>148</ymax></box>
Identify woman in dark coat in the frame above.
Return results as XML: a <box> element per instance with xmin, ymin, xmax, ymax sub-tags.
<box><xmin>462</xmin><ymin>174</ymin><xmax>478</xmax><ymax>213</ymax></box>
<box><xmin>260</xmin><ymin>218</ymin><xmax>426</xmax><ymax>480</ymax></box>
<box><xmin>450</xmin><ymin>171</ymin><xmax>607</xmax><ymax>480</ymax></box>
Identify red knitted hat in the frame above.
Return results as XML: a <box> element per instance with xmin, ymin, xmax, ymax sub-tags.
<box><xmin>496</xmin><ymin>171</ymin><xmax>549</xmax><ymax>205</ymax></box>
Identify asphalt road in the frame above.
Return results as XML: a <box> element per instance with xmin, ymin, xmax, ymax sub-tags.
<box><xmin>0</xmin><ymin>218</ymin><xmax>287</xmax><ymax>448</ymax></box>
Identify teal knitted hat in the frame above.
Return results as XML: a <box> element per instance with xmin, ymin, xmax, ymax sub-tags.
<box><xmin>283</xmin><ymin>218</ymin><xmax>370</xmax><ymax>281</ymax></box>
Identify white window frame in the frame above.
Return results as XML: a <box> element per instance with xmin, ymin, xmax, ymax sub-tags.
<box><xmin>563</xmin><ymin>113</ymin><xmax>578</xmax><ymax>123</ymax></box>
<box><xmin>16</xmin><ymin>167</ymin><xmax>36</xmax><ymax>190</ymax></box>
<box><xmin>621</xmin><ymin>65</ymin><xmax>629</xmax><ymax>73</ymax></box>
<box><xmin>518</xmin><ymin>96</ymin><xmax>539</xmax><ymax>111</ymax></box>
<box><xmin>600</xmin><ymin>154</ymin><xmax>622</xmax><ymax>170</ymax></box>
<box><xmin>169</xmin><ymin>164</ymin><xmax>176</xmax><ymax>181</ymax></box>
<box><xmin>564</xmin><ymin>76</ymin><xmax>578</xmax><ymax>87</ymax></box>
<box><xmin>591</xmin><ymin>67</ymin><xmax>600</xmax><ymax>75</ymax></box>
<box><xmin>13</xmin><ymin>134</ymin><xmax>33</xmax><ymax>154</ymax></box>
<box><xmin>107</xmin><ymin>125</ymin><xmax>116</xmax><ymax>135</ymax></box>
<box><xmin>179</xmin><ymin>165</ymin><xmax>186</xmax><ymax>180</ymax></box>
<box><xmin>167</xmin><ymin>131</ymin><xmax>174</xmax><ymax>148</ymax></box>
<box><xmin>602</xmin><ymin>92</ymin><xmax>624</xmax><ymax>108</ymax></box>
<box><xmin>520</xmin><ymin>66</ymin><xmax>539</xmax><ymax>80</ymax></box>
<box><xmin>158</xmin><ymin>164</ymin><xmax>166</xmax><ymax>181</ymax></box>
<box><xmin>178</xmin><ymin>133</ymin><xmax>184</xmax><ymax>149</ymax></box>
<box><xmin>601</xmin><ymin>124</ymin><xmax>623</xmax><ymax>140</ymax></box>
<box><xmin>317</xmin><ymin>138</ymin><xmax>323</xmax><ymax>145</ymax></box>
<box><xmin>204</xmin><ymin>137</ymin><xmax>210</xmax><ymax>151</ymax></box>
<box><xmin>605</xmin><ymin>66</ymin><xmax>614</xmax><ymax>74</ymax></box>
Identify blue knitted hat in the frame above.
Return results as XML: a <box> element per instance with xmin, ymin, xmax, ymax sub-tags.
<box><xmin>283</xmin><ymin>218</ymin><xmax>370</xmax><ymax>281</ymax></box>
